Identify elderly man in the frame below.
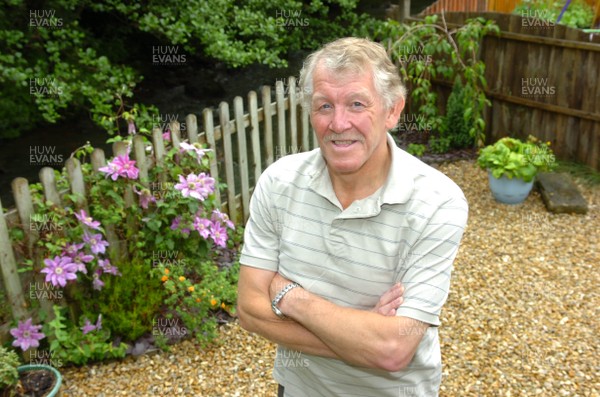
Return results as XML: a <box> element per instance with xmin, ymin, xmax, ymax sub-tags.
<box><xmin>237</xmin><ymin>37</ymin><xmax>468</xmax><ymax>396</ymax></box>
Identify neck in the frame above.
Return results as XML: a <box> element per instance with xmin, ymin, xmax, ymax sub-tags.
<box><xmin>329</xmin><ymin>144</ymin><xmax>392</xmax><ymax>209</ymax></box>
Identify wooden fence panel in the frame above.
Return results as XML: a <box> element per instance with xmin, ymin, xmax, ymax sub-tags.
<box><xmin>0</xmin><ymin>78</ymin><xmax>309</xmax><ymax>341</ymax></box>
<box><xmin>413</xmin><ymin>12</ymin><xmax>600</xmax><ymax>170</ymax></box>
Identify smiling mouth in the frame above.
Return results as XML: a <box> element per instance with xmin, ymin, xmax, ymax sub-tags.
<box><xmin>331</xmin><ymin>140</ymin><xmax>356</xmax><ymax>146</ymax></box>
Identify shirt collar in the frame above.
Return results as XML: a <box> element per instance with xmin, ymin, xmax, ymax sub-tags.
<box><xmin>308</xmin><ymin>133</ymin><xmax>415</xmax><ymax>210</ymax></box>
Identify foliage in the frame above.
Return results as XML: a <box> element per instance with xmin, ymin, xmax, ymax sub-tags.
<box><xmin>477</xmin><ymin>136</ymin><xmax>557</xmax><ymax>182</ymax></box>
<box><xmin>45</xmin><ymin>305</ymin><xmax>127</xmax><ymax>366</ymax></box>
<box><xmin>373</xmin><ymin>15</ymin><xmax>499</xmax><ymax>149</ymax></box>
<box><xmin>9</xmin><ymin>128</ymin><xmax>241</xmax><ymax>363</ymax></box>
<box><xmin>440</xmin><ymin>77</ymin><xmax>476</xmax><ymax>150</ymax></box>
<box><xmin>555</xmin><ymin>160</ymin><xmax>600</xmax><ymax>186</ymax></box>
<box><xmin>0</xmin><ymin>0</ymin><xmax>376</xmax><ymax>138</ymax></box>
<box><xmin>406</xmin><ymin>143</ymin><xmax>426</xmax><ymax>157</ymax></box>
<box><xmin>155</xmin><ymin>258</ymin><xmax>239</xmax><ymax>346</ymax></box>
<box><xmin>0</xmin><ymin>345</ymin><xmax>21</xmax><ymax>391</ymax></box>
<box><xmin>514</xmin><ymin>0</ymin><xmax>594</xmax><ymax>29</ymax></box>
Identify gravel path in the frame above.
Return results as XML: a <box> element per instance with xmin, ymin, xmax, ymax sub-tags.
<box><xmin>59</xmin><ymin>160</ymin><xmax>599</xmax><ymax>396</ymax></box>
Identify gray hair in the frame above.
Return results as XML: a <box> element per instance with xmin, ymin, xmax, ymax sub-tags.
<box><xmin>298</xmin><ymin>37</ymin><xmax>406</xmax><ymax>110</ymax></box>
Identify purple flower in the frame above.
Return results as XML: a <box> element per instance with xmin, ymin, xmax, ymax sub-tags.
<box><xmin>174</xmin><ymin>173</ymin><xmax>215</xmax><ymax>201</ymax></box>
<box><xmin>92</xmin><ymin>269</ymin><xmax>105</xmax><ymax>290</ymax></box>
<box><xmin>41</xmin><ymin>256</ymin><xmax>78</xmax><ymax>287</ymax></box>
<box><xmin>99</xmin><ymin>154</ymin><xmax>139</xmax><ymax>181</ymax></box>
<box><xmin>83</xmin><ymin>231</ymin><xmax>110</xmax><ymax>255</ymax></box>
<box><xmin>133</xmin><ymin>186</ymin><xmax>156</xmax><ymax>209</ymax></box>
<box><xmin>193</xmin><ymin>217</ymin><xmax>212</xmax><ymax>239</ymax></box>
<box><xmin>163</xmin><ymin>130</ymin><xmax>171</xmax><ymax>141</ymax></box>
<box><xmin>180</xmin><ymin>142</ymin><xmax>211</xmax><ymax>163</ymax></box>
<box><xmin>210</xmin><ymin>222</ymin><xmax>228</xmax><ymax>247</ymax></box>
<box><xmin>72</xmin><ymin>251</ymin><xmax>94</xmax><ymax>274</ymax></box>
<box><xmin>63</xmin><ymin>242</ymin><xmax>85</xmax><ymax>258</ymax></box>
<box><xmin>74</xmin><ymin>209</ymin><xmax>101</xmax><ymax>230</ymax></box>
<box><xmin>98</xmin><ymin>259</ymin><xmax>120</xmax><ymax>276</ymax></box>
<box><xmin>211</xmin><ymin>209</ymin><xmax>235</xmax><ymax>230</ymax></box>
<box><xmin>170</xmin><ymin>216</ymin><xmax>182</xmax><ymax>230</ymax></box>
<box><xmin>127</xmin><ymin>120</ymin><xmax>137</xmax><ymax>135</ymax></box>
<box><xmin>81</xmin><ymin>314</ymin><xmax>103</xmax><ymax>335</ymax></box>
<box><xmin>10</xmin><ymin>318</ymin><xmax>45</xmax><ymax>351</ymax></box>
<box><xmin>98</xmin><ymin>161</ymin><xmax>120</xmax><ymax>181</ymax></box>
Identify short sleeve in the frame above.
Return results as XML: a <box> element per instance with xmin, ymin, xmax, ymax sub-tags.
<box><xmin>239</xmin><ymin>171</ymin><xmax>280</xmax><ymax>272</ymax></box>
<box><xmin>395</xmin><ymin>195</ymin><xmax>468</xmax><ymax>326</ymax></box>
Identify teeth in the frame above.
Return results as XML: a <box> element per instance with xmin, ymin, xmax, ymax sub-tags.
<box><xmin>333</xmin><ymin>140</ymin><xmax>353</xmax><ymax>145</ymax></box>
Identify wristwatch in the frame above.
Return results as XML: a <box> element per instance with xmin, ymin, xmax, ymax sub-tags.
<box><xmin>271</xmin><ymin>282</ymin><xmax>301</xmax><ymax>319</ymax></box>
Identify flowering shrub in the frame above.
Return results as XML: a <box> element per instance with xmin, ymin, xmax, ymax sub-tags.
<box><xmin>9</xmin><ymin>130</ymin><xmax>240</xmax><ymax>364</ymax></box>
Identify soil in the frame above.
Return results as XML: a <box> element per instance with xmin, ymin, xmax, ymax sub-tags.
<box><xmin>1</xmin><ymin>369</ymin><xmax>57</xmax><ymax>397</ymax></box>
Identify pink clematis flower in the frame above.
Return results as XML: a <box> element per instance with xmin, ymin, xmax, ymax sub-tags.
<box><xmin>99</xmin><ymin>154</ymin><xmax>139</xmax><ymax>181</ymax></box>
<box><xmin>41</xmin><ymin>256</ymin><xmax>78</xmax><ymax>287</ymax></box>
<box><xmin>10</xmin><ymin>318</ymin><xmax>45</xmax><ymax>351</ymax></box>
<box><xmin>174</xmin><ymin>173</ymin><xmax>215</xmax><ymax>201</ymax></box>
<box><xmin>74</xmin><ymin>209</ymin><xmax>101</xmax><ymax>230</ymax></box>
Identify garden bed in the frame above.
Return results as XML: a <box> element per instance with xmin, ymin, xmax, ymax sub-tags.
<box><xmin>58</xmin><ymin>160</ymin><xmax>599</xmax><ymax>396</ymax></box>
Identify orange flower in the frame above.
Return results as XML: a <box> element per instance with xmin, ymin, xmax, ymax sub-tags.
<box><xmin>195</xmin><ymin>298</ymin><xmax>201</xmax><ymax>303</ymax></box>
<box><xmin>179</xmin><ymin>276</ymin><xmax>185</xmax><ymax>281</ymax></box>
<box><xmin>164</xmin><ymin>268</ymin><xmax>170</xmax><ymax>275</ymax></box>
<box><xmin>210</xmin><ymin>298</ymin><xmax>217</xmax><ymax>307</ymax></box>
<box><xmin>220</xmin><ymin>302</ymin><xmax>227</xmax><ymax>309</ymax></box>
<box><xmin>188</xmin><ymin>286</ymin><xmax>195</xmax><ymax>292</ymax></box>
<box><xmin>161</xmin><ymin>275</ymin><xmax>168</xmax><ymax>282</ymax></box>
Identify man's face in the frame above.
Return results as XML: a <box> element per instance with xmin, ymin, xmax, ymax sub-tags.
<box><xmin>310</xmin><ymin>63</ymin><xmax>403</xmax><ymax>178</ymax></box>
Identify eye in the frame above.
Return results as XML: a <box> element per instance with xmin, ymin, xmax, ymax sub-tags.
<box><xmin>351</xmin><ymin>101</ymin><xmax>365</xmax><ymax>109</ymax></box>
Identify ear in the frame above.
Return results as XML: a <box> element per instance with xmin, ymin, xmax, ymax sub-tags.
<box><xmin>384</xmin><ymin>98</ymin><xmax>405</xmax><ymax>130</ymax></box>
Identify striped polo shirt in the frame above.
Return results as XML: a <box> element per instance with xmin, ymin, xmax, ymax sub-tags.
<box><xmin>240</xmin><ymin>134</ymin><xmax>468</xmax><ymax>397</ymax></box>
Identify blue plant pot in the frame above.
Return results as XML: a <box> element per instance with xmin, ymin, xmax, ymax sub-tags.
<box><xmin>17</xmin><ymin>364</ymin><xmax>62</xmax><ymax>396</ymax></box>
<box><xmin>487</xmin><ymin>171</ymin><xmax>534</xmax><ymax>204</ymax></box>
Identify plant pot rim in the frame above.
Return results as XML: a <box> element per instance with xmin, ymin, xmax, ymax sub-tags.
<box><xmin>17</xmin><ymin>364</ymin><xmax>62</xmax><ymax>397</ymax></box>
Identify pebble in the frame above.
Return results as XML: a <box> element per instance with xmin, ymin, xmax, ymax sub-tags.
<box><xmin>58</xmin><ymin>161</ymin><xmax>599</xmax><ymax>396</ymax></box>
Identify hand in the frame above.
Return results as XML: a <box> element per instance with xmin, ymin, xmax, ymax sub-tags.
<box><xmin>370</xmin><ymin>283</ymin><xmax>404</xmax><ymax>316</ymax></box>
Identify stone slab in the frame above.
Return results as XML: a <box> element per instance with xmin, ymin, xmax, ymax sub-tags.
<box><xmin>536</xmin><ymin>172</ymin><xmax>588</xmax><ymax>214</ymax></box>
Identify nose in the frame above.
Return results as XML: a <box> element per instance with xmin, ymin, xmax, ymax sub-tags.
<box><xmin>329</xmin><ymin>107</ymin><xmax>352</xmax><ymax>133</ymax></box>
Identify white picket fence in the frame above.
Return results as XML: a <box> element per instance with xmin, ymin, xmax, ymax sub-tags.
<box><xmin>0</xmin><ymin>77</ymin><xmax>316</xmax><ymax>343</ymax></box>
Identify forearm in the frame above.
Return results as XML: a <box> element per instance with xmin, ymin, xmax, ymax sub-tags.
<box><xmin>237</xmin><ymin>268</ymin><xmax>341</xmax><ymax>359</ymax></box>
<box><xmin>280</xmin><ymin>288</ymin><xmax>422</xmax><ymax>371</ymax></box>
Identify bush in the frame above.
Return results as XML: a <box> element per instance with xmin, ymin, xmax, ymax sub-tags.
<box><xmin>8</xmin><ymin>129</ymin><xmax>241</xmax><ymax>364</ymax></box>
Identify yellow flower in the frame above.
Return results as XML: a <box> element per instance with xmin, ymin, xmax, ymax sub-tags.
<box><xmin>220</xmin><ymin>302</ymin><xmax>227</xmax><ymax>309</ymax></box>
<box><xmin>161</xmin><ymin>275</ymin><xmax>168</xmax><ymax>282</ymax></box>
<box><xmin>188</xmin><ymin>286</ymin><xmax>195</xmax><ymax>292</ymax></box>
<box><xmin>546</xmin><ymin>141</ymin><xmax>551</xmax><ymax>146</ymax></box>
<box><xmin>210</xmin><ymin>298</ymin><xmax>217</xmax><ymax>307</ymax></box>
<box><xmin>179</xmin><ymin>276</ymin><xmax>185</xmax><ymax>281</ymax></box>
<box><xmin>164</xmin><ymin>268</ymin><xmax>170</xmax><ymax>275</ymax></box>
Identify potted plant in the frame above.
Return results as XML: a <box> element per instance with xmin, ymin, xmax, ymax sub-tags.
<box><xmin>477</xmin><ymin>135</ymin><xmax>556</xmax><ymax>204</ymax></box>
<box><xmin>0</xmin><ymin>345</ymin><xmax>62</xmax><ymax>397</ymax></box>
